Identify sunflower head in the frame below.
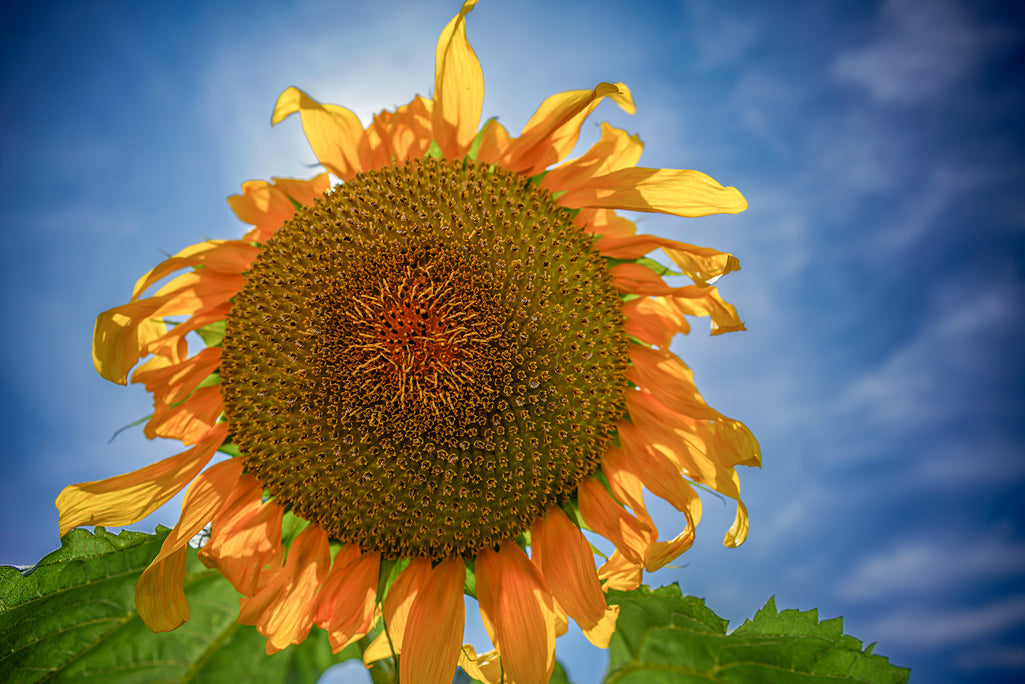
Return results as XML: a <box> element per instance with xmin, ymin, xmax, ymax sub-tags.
<box><xmin>61</xmin><ymin>3</ymin><xmax>759</xmax><ymax>683</ymax></box>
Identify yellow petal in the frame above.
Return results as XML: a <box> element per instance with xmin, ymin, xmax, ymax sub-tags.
<box><xmin>597</xmin><ymin>552</ymin><xmax>643</xmax><ymax>592</ymax></box>
<box><xmin>627</xmin><ymin>345</ymin><xmax>720</xmax><ymax>420</ymax></box>
<box><xmin>504</xmin><ymin>82</ymin><xmax>634</xmax><ymax>176</ymax></box>
<box><xmin>400</xmin><ymin>557</ymin><xmax>466</xmax><ymax>684</ymax></box>
<box><xmin>432</xmin><ymin>0</ymin><xmax>483</xmax><ymax>157</ymax></box>
<box><xmin>560</xmin><ymin>167</ymin><xmax>747</xmax><ymax>216</ymax></box>
<box><xmin>532</xmin><ymin>507</ymin><xmax>619</xmax><ymax>648</ymax></box>
<box><xmin>362</xmin><ymin>558</ymin><xmax>432</xmax><ymax>665</ymax></box>
<box><xmin>136</xmin><ymin>457</ymin><xmax>243</xmax><ymax>632</ymax></box>
<box><xmin>543</xmin><ymin>122</ymin><xmax>642</xmax><ymax>194</ymax></box>
<box><xmin>272</xmin><ymin>86</ymin><xmax>365</xmax><ymax>179</ymax></box>
<box><xmin>477</xmin><ymin>542</ymin><xmax>558</xmax><ymax>684</ymax></box>
<box><xmin>57</xmin><ymin>424</ymin><xmax>227</xmax><ymax>536</ymax></box>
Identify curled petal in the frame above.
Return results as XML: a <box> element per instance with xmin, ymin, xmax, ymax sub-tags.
<box><xmin>458</xmin><ymin>645</ymin><xmax>503</xmax><ymax>684</ymax></box>
<box><xmin>597</xmin><ymin>552</ymin><xmax>643</xmax><ymax>592</ymax></box>
<box><xmin>532</xmin><ymin>508</ymin><xmax>619</xmax><ymax>648</ymax></box>
<box><xmin>432</xmin><ymin>0</ymin><xmax>483</xmax><ymax>157</ymax></box>
<box><xmin>577</xmin><ymin>477</ymin><xmax>652</xmax><ymax>565</ymax></box>
<box><xmin>57</xmin><ymin>424</ymin><xmax>227</xmax><ymax>536</ymax></box>
<box><xmin>228</xmin><ymin>174</ymin><xmax>330</xmax><ymax>242</ymax></box>
<box><xmin>238</xmin><ymin>525</ymin><xmax>331</xmax><ymax>654</ymax></box>
<box><xmin>477</xmin><ymin>542</ymin><xmax>559</xmax><ymax>684</ymax></box>
<box><xmin>272</xmin><ymin>87</ymin><xmax>365</xmax><ymax>179</ymax></box>
<box><xmin>627</xmin><ymin>345</ymin><xmax>719</xmax><ymax>420</ymax></box>
<box><xmin>503</xmin><ymin>82</ymin><xmax>634</xmax><ymax>176</ymax></box>
<box><xmin>400</xmin><ymin>557</ymin><xmax>466</xmax><ymax>684</ymax></box>
<box><xmin>560</xmin><ymin>167</ymin><xmax>747</xmax><ymax>216</ymax></box>
<box><xmin>136</xmin><ymin>457</ymin><xmax>243</xmax><ymax>632</ymax></box>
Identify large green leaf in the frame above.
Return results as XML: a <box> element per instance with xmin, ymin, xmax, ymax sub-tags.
<box><xmin>605</xmin><ymin>585</ymin><xmax>909</xmax><ymax>683</ymax></box>
<box><xmin>0</xmin><ymin>527</ymin><xmax>358</xmax><ymax>683</ymax></box>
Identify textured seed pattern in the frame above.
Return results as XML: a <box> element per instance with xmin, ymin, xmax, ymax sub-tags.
<box><xmin>221</xmin><ymin>157</ymin><xmax>629</xmax><ymax>560</ymax></box>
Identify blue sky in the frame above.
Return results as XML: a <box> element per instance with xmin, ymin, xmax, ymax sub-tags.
<box><xmin>2</xmin><ymin>1</ymin><xmax>1023</xmax><ymax>682</ymax></box>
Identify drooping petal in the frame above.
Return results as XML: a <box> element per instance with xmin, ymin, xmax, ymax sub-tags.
<box><xmin>576</xmin><ymin>477</ymin><xmax>653</xmax><ymax>568</ymax></box>
<box><xmin>315</xmin><ymin>548</ymin><xmax>380</xmax><ymax>653</ymax></box>
<box><xmin>362</xmin><ymin>558</ymin><xmax>432</xmax><ymax>664</ymax></box>
<box><xmin>198</xmin><ymin>474</ymin><xmax>284</xmax><ymax>596</ymax></box>
<box><xmin>597</xmin><ymin>552</ymin><xmax>643</xmax><ymax>592</ymax></box>
<box><xmin>502</xmin><ymin>82</ymin><xmax>634</xmax><ymax>176</ymax></box>
<box><xmin>532</xmin><ymin>507</ymin><xmax>619</xmax><ymax>648</ymax></box>
<box><xmin>272</xmin><ymin>87</ymin><xmax>366</xmax><ymax>179</ymax></box>
<box><xmin>228</xmin><ymin>174</ymin><xmax>331</xmax><ymax>242</ymax></box>
<box><xmin>144</xmin><ymin>384</ymin><xmax>223</xmax><ymax>445</ymax></box>
<box><xmin>57</xmin><ymin>423</ymin><xmax>228</xmax><ymax>536</ymax></box>
<box><xmin>136</xmin><ymin>457</ymin><xmax>243</xmax><ymax>632</ymax></box>
<box><xmin>132</xmin><ymin>346</ymin><xmax>221</xmax><ymax>406</ymax></box>
<box><xmin>93</xmin><ymin>271</ymin><xmax>244</xmax><ymax>384</ymax></box>
<box><xmin>457</xmin><ymin>645</ymin><xmax>503</xmax><ymax>684</ymax></box>
<box><xmin>594</xmin><ymin>234</ymin><xmax>741</xmax><ymax>288</ymax></box>
<box><xmin>476</xmin><ymin>542</ymin><xmax>559</xmax><ymax>684</ymax></box>
<box><xmin>611</xmin><ymin>429</ymin><xmax>703</xmax><ymax>520</ymax></box>
<box><xmin>130</xmin><ymin>241</ymin><xmax>259</xmax><ymax>302</ymax></box>
<box><xmin>238</xmin><ymin>525</ymin><xmax>331</xmax><ymax>654</ymax></box>
<box><xmin>432</xmin><ymin>0</ymin><xmax>483</xmax><ymax>157</ymax></box>
<box><xmin>627</xmin><ymin>345</ymin><xmax>720</xmax><ymax>420</ymax></box>
<box><xmin>400</xmin><ymin>557</ymin><xmax>466</xmax><ymax>684</ymax></box>
<box><xmin>559</xmin><ymin>167</ymin><xmax>747</xmax><ymax>216</ymax></box>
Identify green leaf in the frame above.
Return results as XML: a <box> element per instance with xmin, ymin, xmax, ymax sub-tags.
<box><xmin>196</xmin><ymin>320</ymin><xmax>226</xmax><ymax>347</ymax></box>
<box><xmin>549</xmin><ymin>660</ymin><xmax>574</xmax><ymax>683</ymax></box>
<box><xmin>0</xmin><ymin>527</ymin><xmax>357</xmax><ymax>683</ymax></box>
<box><xmin>605</xmin><ymin>585</ymin><xmax>909</xmax><ymax>684</ymax></box>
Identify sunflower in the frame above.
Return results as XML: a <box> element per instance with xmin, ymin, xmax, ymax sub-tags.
<box><xmin>58</xmin><ymin>2</ymin><xmax>759</xmax><ymax>682</ymax></box>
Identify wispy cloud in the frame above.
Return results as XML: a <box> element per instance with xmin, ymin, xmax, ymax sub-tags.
<box><xmin>866</xmin><ymin>595</ymin><xmax>1025</xmax><ymax>648</ymax></box>
<box><xmin>838</xmin><ymin>535</ymin><xmax>1025</xmax><ymax>602</ymax></box>
<box><xmin>831</xmin><ymin>0</ymin><xmax>992</xmax><ymax>105</ymax></box>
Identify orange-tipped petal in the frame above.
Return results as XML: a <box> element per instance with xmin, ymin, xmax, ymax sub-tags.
<box><xmin>57</xmin><ymin>424</ymin><xmax>227</xmax><ymax>536</ymax></box>
<box><xmin>228</xmin><ymin>174</ymin><xmax>330</xmax><ymax>243</ymax></box>
<box><xmin>198</xmin><ymin>474</ymin><xmax>284</xmax><ymax>596</ymax></box>
<box><xmin>130</xmin><ymin>241</ymin><xmax>258</xmax><ymax>301</ymax></box>
<box><xmin>238</xmin><ymin>525</ymin><xmax>331</xmax><ymax>654</ymax></box>
<box><xmin>502</xmin><ymin>83</ymin><xmax>634</xmax><ymax>176</ymax></box>
<box><xmin>136</xmin><ymin>457</ymin><xmax>243</xmax><ymax>632</ymax></box>
<box><xmin>145</xmin><ymin>384</ymin><xmax>223</xmax><ymax>445</ymax></box>
<box><xmin>132</xmin><ymin>346</ymin><xmax>221</xmax><ymax>406</ymax></box>
<box><xmin>272</xmin><ymin>87</ymin><xmax>365</xmax><ymax>179</ymax></box>
<box><xmin>362</xmin><ymin>558</ymin><xmax>432</xmax><ymax>664</ymax></box>
<box><xmin>597</xmin><ymin>552</ymin><xmax>643</xmax><ymax>592</ymax></box>
<box><xmin>477</xmin><ymin>542</ymin><xmax>559</xmax><ymax>684</ymax></box>
<box><xmin>577</xmin><ymin>476</ymin><xmax>653</xmax><ymax>565</ymax></box>
<box><xmin>315</xmin><ymin>548</ymin><xmax>380</xmax><ymax>653</ymax></box>
<box><xmin>532</xmin><ymin>507</ymin><xmax>619</xmax><ymax>648</ymax></box>
<box><xmin>560</xmin><ymin>167</ymin><xmax>747</xmax><ymax>216</ymax></box>
<box><xmin>432</xmin><ymin>0</ymin><xmax>483</xmax><ymax>157</ymax></box>
<box><xmin>627</xmin><ymin>345</ymin><xmax>720</xmax><ymax>420</ymax></box>
<box><xmin>400</xmin><ymin>557</ymin><xmax>466</xmax><ymax>684</ymax></box>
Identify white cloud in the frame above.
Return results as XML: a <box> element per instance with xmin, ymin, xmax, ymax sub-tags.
<box><xmin>831</xmin><ymin>0</ymin><xmax>991</xmax><ymax>105</ymax></box>
<box><xmin>838</xmin><ymin>536</ymin><xmax>1025</xmax><ymax>602</ymax></box>
<box><xmin>866</xmin><ymin>595</ymin><xmax>1025</xmax><ymax>648</ymax></box>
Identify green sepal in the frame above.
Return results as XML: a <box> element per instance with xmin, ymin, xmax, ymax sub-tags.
<box><xmin>462</xmin><ymin>559</ymin><xmax>477</xmax><ymax>599</ymax></box>
<box><xmin>425</xmin><ymin>140</ymin><xmax>443</xmax><ymax>160</ymax></box>
<box><xmin>196</xmin><ymin>320</ymin><xmax>227</xmax><ymax>347</ymax></box>
<box><xmin>466</xmin><ymin>117</ymin><xmax>497</xmax><ymax>162</ymax></box>
<box><xmin>217</xmin><ymin>441</ymin><xmax>242</xmax><ymax>458</ymax></box>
